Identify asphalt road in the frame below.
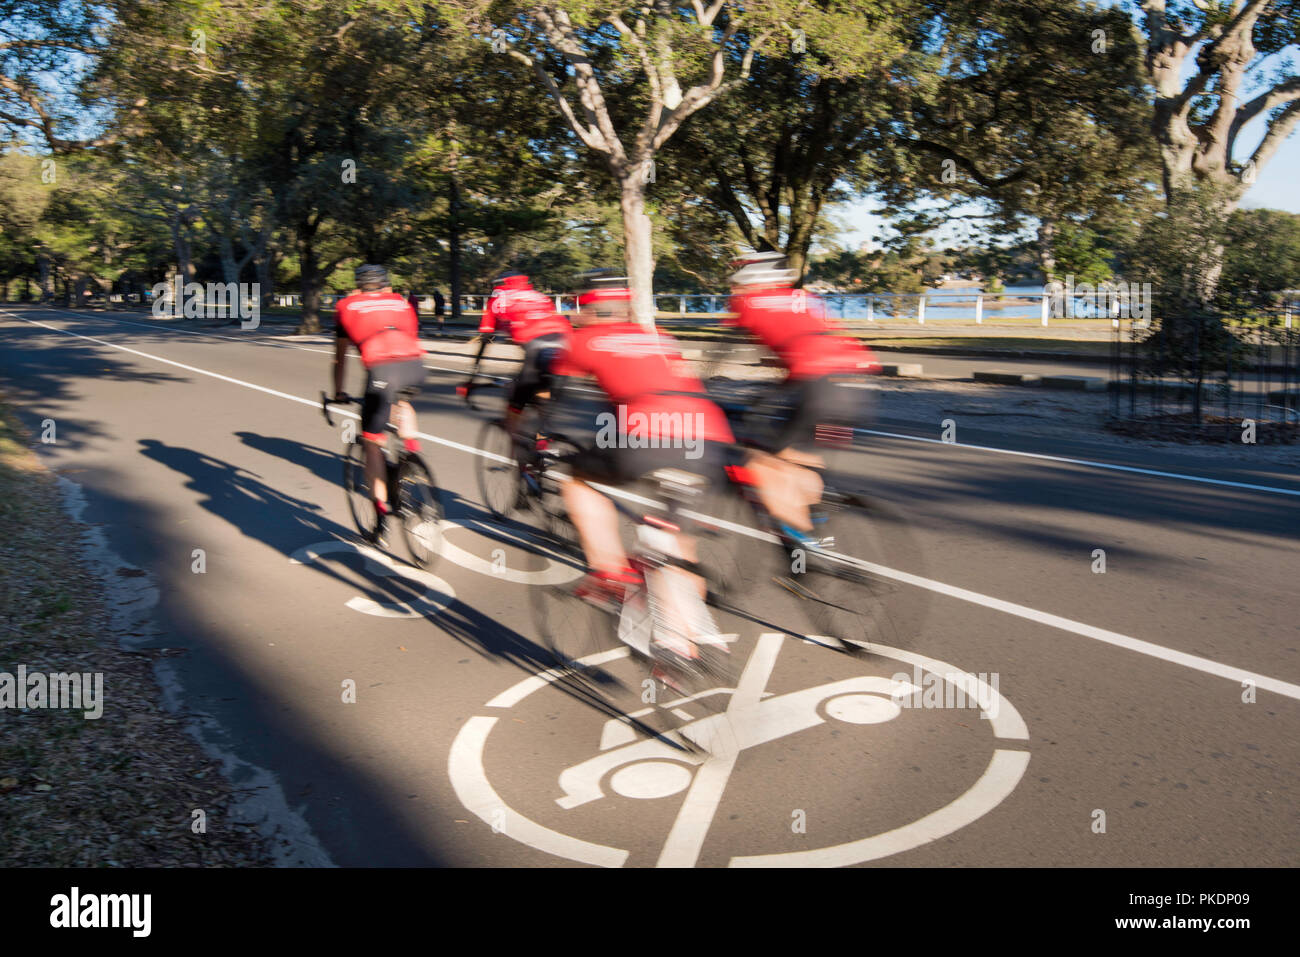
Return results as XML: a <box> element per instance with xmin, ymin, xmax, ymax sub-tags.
<box><xmin>2</xmin><ymin>303</ymin><xmax>1297</xmax><ymax>868</ymax></box>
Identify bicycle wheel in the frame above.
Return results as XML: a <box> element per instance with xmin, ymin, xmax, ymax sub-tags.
<box><xmin>532</xmin><ymin>582</ymin><xmax>650</xmax><ymax>712</ymax></box>
<box><xmin>476</xmin><ymin>418</ymin><xmax>522</xmax><ymax>520</ymax></box>
<box><xmin>343</xmin><ymin>441</ymin><xmax>378</xmax><ymax>539</ymax></box>
<box><xmin>533</xmin><ymin>433</ymin><xmax>582</xmax><ymax>554</ymax></box>
<box><xmin>777</xmin><ymin>493</ymin><xmax>905</xmax><ymax>654</ymax></box>
<box><xmin>685</xmin><ymin>484</ymin><xmax>752</xmax><ymax>607</ymax></box>
<box><xmin>396</xmin><ymin>453</ymin><xmax>444</xmax><ymax>568</ymax></box>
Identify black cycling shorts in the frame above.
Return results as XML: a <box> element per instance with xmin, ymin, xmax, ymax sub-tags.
<box><xmin>557</xmin><ymin>438</ymin><xmax>728</xmax><ymax>488</ymax></box>
<box><xmin>508</xmin><ymin>333</ymin><xmax>565</xmax><ymax>411</ymax></box>
<box><xmin>362</xmin><ymin>359</ymin><xmax>425</xmax><ymax>440</ymax></box>
<box><xmin>770</xmin><ymin>374</ymin><xmax>870</xmax><ymax>454</ymax></box>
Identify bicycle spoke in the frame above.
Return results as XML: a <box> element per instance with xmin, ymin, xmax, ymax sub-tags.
<box><xmin>476</xmin><ymin>419</ymin><xmax>522</xmax><ymax>519</ymax></box>
<box><xmin>344</xmin><ymin>442</ymin><xmax>377</xmax><ymax>539</ymax></box>
<box><xmin>397</xmin><ymin>455</ymin><xmax>443</xmax><ymax>568</ymax></box>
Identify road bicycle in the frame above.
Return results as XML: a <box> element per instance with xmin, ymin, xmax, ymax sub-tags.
<box><xmin>462</xmin><ymin>378</ymin><xmax>582</xmax><ymax>553</ymax></box>
<box><xmin>707</xmin><ymin>377</ymin><xmax>910</xmax><ymax>657</ymax></box>
<box><xmin>320</xmin><ymin>391</ymin><xmax>443</xmax><ymax>568</ymax></box>
<box><xmin>530</xmin><ymin>465</ymin><xmax>745</xmax><ymax>741</ymax></box>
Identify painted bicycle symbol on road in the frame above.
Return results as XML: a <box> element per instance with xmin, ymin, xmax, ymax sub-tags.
<box><xmin>449</xmin><ymin>633</ymin><xmax>1031</xmax><ymax>867</ymax></box>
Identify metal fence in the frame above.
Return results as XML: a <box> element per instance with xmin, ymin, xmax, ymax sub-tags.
<box><xmin>261</xmin><ymin>289</ymin><xmax>1147</xmax><ymax>326</ymax></box>
<box><xmin>1108</xmin><ymin>312</ymin><xmax>1300</xmax><ymax>442</ymax></box>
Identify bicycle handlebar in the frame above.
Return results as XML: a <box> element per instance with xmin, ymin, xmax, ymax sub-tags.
<box><xmin>321</xmin><ymin>391</ymin><xmax>358</xmax><ymax>428</ymax></box>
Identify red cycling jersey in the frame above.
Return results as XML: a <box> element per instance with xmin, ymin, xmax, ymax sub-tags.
<box><xmin>479</xmin><ymin>281</ymin><xmax>572</xmax><ymax>344</ymax></box>
<box><xmin>555</xmin><ymin>322</ymin><xmax>734</xmax><ymax>444</ymax></box>
<box><xmin>728</xmin><ymin>286</ymin><xmax>878</xmax><ymax>379</ymax></box>
<box><xmin>336</xmin><ymin>291</ymin><xmax>422</xmax><ymax>368</ymax></box>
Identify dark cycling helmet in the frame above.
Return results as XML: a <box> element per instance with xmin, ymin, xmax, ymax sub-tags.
<box><xmin>494</xmin><ymin>271</ymin><xmax>528</xmax><ymax>288</ymax></box>
<box><xmin>354</xmin><ymin>264</ymin><xmax>389</xmax><ymax>290</ymax></box>
<box><xmin>730</xmin><ymin>250</ymin><xmax>795</xmax><ymax>287</ymax></box>
<box><xmin>576</xmin><ymin>270</ymin><xmax>631</xmax><ymax>317</ymax></box>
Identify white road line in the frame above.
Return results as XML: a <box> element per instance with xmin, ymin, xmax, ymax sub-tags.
<box><xmin>858</xmin><ymin>427</ymin><xmax>1300</xmax><ymax>497</ymax></box>
<box><xmin>656</xmin><ymin>632</ymin><xmax>784</xmax><ymax>868</ymax></box>
<box><xmin>14</xmin><ymin>305</ymin><xmax>516</xmax><ymax>378</ymax></box>
<box><xmin>8</xmin><ymin>309</ymin><xmax>1300</xmax><ymax>701</ymax></box>
<box><xmin>836</xmin><ymin>552</ymin><xmax>1300</xmax><ymax>701</ymax></box>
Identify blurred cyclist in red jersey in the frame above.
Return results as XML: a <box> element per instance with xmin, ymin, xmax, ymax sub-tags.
<box><xmin>459</xmin><ymin>273</ymin><xmax>572</xmax><ymax>437</ymax></box>
<box><xmin>332</xmin><ymin>264</ymin><xmax>425</xmax><ymax>545</ymax></box>
<box><xmin>726</xmin><ymin>251</ymin><xmax>879</xmax><ymax>547</ymax></box>
<box><xmin>551</xmin><ymin>272</ymin><xmax>735</xmax><ymax>665</ymax></box>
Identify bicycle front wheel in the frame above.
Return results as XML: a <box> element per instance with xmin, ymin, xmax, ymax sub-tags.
<box><xmin>476</xmin><ymin>418</ymin><xmax>522</xmax><ymax>520</ymax></box>
<box><xmin>534</xmin><ymin>433</ymin><xmax>582</xmax><ymax>555</ymax></box>
<box><xmin>778</xmin><ymin>495</ymin><xmax>905</xmax><ymax>654</ymax></box>
<box><xmin>343</xmin><ymin>442</ymin><xmax>378</xmax><ymax>539</ymax></box>
<box><xmin>396</xmin><ymin>453</ymin><xmax>443</xmax><ymax>568</ymax></box>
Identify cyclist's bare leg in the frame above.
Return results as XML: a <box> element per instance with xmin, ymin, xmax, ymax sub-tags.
<box><xmin>560</xmin><ymin>477</ymin><xmax>628</xmax><ymax>574</ymax></box>
<box><xmin>747</xmin><ymin>448</ymin><xmax>824</xmax><ymax>532</ymax></box>
<box><xmin>561</xmin><ymin>477</ymin><xmax>716</xmax><ymax>656</ymax></box>
<box><xmin>393</xmin><ymin>400</ymin><xmax>417</xmax><ymax>441</ymax></box>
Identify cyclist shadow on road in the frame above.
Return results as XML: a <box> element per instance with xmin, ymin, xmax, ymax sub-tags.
<box><xmin>136</xmin><ymin>438</ymin><xmax>450</xmax><ymax>620</ymax></box>
<box><xmin>139</xmin><ymin>436</ymin><xmax>566</xmax><ymax>678</ymax></box>
<box><xmin>234</xmin><ymin>430</ymin><xmax>347</xmax><ymax>487</ymax></box>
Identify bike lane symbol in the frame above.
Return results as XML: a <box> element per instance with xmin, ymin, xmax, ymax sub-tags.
<box><xmin>449</xmin><ymin>634</ymin><xmax>1031</xmax><ymax>867</ymax></box>
<box><xmin>289</xmin><ymin>539</ymin><xmax>455</xmax><ymax>618</ymax></box>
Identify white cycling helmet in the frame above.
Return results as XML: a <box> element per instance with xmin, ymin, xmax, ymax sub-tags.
<box><xmin>729</xmin><ymin>250</ymin><xmax>796</xmax><ymax>287</ymax></box>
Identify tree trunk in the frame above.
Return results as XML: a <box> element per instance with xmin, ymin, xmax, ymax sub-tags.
<box><xmin>296</xmin><ymin>224</ymin><xmax>322</xmax><ymax>334</ymax></box>
<box><xmin>1038</xmin><ymin>218</ymin><xmax>1058</xmax><ymax>286</ymax></box>
<box><xmin>218</xmin><ymin>234</ymin><xmax>241</xmax><ymax>286</ymax></box>
<box><xmin>37</xmin><ymin>252</ymin><xmax>52</xmax><ymax>302</ymax></box>
<box><xmin>74</xmin><ymin>274</ymin><xmax>89</xmax><ymax>307</ymax></box>
<box><xmin>619</xmin><ymin>175</ymin><xmax>655</xmax><ymax>331</ymax></box>
<box><xmin>170</xmin><ymin>208</ymin><xmax>195</xmax><ymax>315</ymax></box>
<box><xmin>449</xmin><ymin>174</ymin><xmax>462</xmax><ymax>321</ymax></box>
<box><xmin>786</xmin><ymin>188</ymin><xmax>823</xmax><ymax>287</ymax></box>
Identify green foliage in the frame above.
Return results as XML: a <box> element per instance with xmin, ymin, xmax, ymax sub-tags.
<box><xmin>1051</xmin><ymin>222</ymin><xmax>1114</xmax><ymax>285</ymax></box>
<box><xmin>1219</xmin><ymin>208</ymin><xmax>1300</xmax><ymax>309</ymax></box>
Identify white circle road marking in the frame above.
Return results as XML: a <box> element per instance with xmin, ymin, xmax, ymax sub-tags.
<box><xmin>610</xmin><ymin>762</ymin><xmax>695</xmax><ymax>801</ymax></box>
<box><xmin>434</xmin><ymin>520</ymin><xmax>581</xmax><ymax>585</ymax></box>
<box><xmin>824</xmin><ymin>692</ymin><xmax>902</xmax><ymax>724</ymax></box>
<box><xmin>447</xmin><ymin>636</ymin><xmax>1029</xmax><ymax>867</ymax></box>
<box><xmin>289</xmin><ymin>540</ymin><xmax>455</xmax><ymax>618</ymax></box>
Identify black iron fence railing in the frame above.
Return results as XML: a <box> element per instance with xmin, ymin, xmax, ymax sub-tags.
<box><xmin>1108</xmin><ymin>313</ymin><xmax>1299</xmax><ymax>442</ymax></box>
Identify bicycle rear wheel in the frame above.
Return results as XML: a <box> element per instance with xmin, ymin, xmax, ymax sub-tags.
<box><xmin>343</xmin><ymin>441</ymin><xmax>378</xmax><ymax>539</ymax></box>
<box><xmin>396</xmin><ymin>453</ymin><xmax>443</xmax><ymax>568</ymax></box>
<box><xmin>476</xmin><ymin>418</ymin><xmax>522</xmax><ymax>520</ymax></box>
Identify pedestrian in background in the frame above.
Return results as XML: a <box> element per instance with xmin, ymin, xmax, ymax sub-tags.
<box><xmin>433</xmin><ymin>288</ymin><xmax>446</xmax><ymax>335</ymax></box>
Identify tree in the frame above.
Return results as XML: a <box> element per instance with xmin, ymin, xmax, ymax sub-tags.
<box><xmin>660</xmin><ymin>2</ymin><xmax>911</xmax><ymax>282</ymax></box>
<box><xmin>1136</xmin><ymin>0</ymin><xmax>1300</xmax><ymax>306</ymax></box>
<box><xmin>1218</xmin><ymin>207</ymin><xmax>1300</xmax><ymax>308</ymax></box>
<box><xmin>457</xmin><ymin>1</ymin><xmax>799</xmax><ymax>327</ymax></box>
<box><xmin>0</xmin><ymin>0</ymin><xmax>115</xmax><ymax>152</ymax></box>
<box><xmin>878</xmin><ymin>0</ymin><xmax>1157</xmax><ymax>286</ymax></box>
